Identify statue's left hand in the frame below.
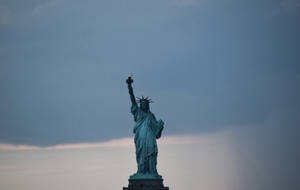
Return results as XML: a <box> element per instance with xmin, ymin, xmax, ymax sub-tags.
<box><xmin>158</xmin><ymin>119</ymin><xmax>164</xmax><ymax>126</ymax></box>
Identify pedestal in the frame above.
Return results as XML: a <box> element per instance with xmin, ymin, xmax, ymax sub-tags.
<box><xmin>123</xmin><ymin>178</ymin><xmax>169</xmax><ymax>190</ymax></box>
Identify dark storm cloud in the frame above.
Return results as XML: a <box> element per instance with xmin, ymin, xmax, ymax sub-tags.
<box><xmin>0</xmin><ymin>0</ymin><xmax>299</xmax><ymax>145</ymax></box>
<box><xmin>230</xmin><ymin>105</ymin><xmax>300</xmax><ymax>190</ymax></box>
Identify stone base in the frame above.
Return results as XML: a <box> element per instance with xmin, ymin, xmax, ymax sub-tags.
<box><xmin>123</xmin><ymin>178</ymin><xmax>169</xmax><ymax>190</ymax></box>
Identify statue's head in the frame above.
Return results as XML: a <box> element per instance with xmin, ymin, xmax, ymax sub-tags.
<box><xmin>137</xmin><ymin>96</ymin><xmax>152</xmax><ymax>112</ymax></box>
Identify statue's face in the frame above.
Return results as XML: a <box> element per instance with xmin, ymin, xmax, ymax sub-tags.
<box><xmin>140</xmin><ymin>101</ymin><xmax>150</xmax><ymax>112</ymax></box>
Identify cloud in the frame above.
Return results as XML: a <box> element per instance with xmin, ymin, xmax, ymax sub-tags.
<box><xmin>0</xmin><ymin>133</ymin><xmax>228</xmax><ymax>150</ymax></box>
<box><xmin>0</xmin><ymin>138</ymin><xmax>132</xmax><ymax>150</ymax></box>
<box><xmin>1</xmin><ymin>104</ymin><xmax>299</xmax><ymax>190</ymax></box>
<box><xmin>228</xmin><ymin>106</ymin><xmax>300</xmax><ymax>190</ymax></box>
<box><xmin>0</xmin><ymin>131</ymin><xmax>238</xmax><ymax>190</ymax></box>
<box><xmin>1</xmin><ymin>120</ymin><xmax>299</xmax><ymax>190</ymax></box>
<box><xmin>1</xmin><ymin>0</ymin><xmax>299</xmax><ymax>148</ymax></box>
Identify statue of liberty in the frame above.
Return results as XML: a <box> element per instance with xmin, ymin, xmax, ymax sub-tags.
<box><xmin>126</xmin><ymin>75</ymin><xmax>164</xmax><ymax>179</ymax></box>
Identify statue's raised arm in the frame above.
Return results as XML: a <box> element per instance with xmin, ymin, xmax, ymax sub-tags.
<box><xmin>126</xmin><ymin>75</ymin><xmax>137</xmax><ymax>106</ymax></box>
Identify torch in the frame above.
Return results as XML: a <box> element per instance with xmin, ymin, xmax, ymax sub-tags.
<box><xmin>126</xmin><ymin>74</ymin><xmax>133</xmax><ymax>85</ymax></box>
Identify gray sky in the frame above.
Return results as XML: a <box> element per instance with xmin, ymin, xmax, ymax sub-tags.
<box><xmin>0</xmin><ymin>0</ymin><xmax>300</xmax><ymax>146</ymax></box>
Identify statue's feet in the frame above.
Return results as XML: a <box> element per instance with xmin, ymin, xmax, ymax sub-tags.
<box><xmin>130</xmin><ymin>172</ymin><xmax>162</xmax><ymax>179</ymax></box>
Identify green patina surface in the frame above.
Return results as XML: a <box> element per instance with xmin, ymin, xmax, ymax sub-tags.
<box><xmin>126</xmin><ymin>76</ymin><xmax>164</xmax><ymax>179</ymax></box>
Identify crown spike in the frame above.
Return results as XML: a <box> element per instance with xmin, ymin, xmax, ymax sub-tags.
<box><xmin>136</xmin><ymin>96</ymin><xmax>153</xmax><ymax>104</ymax></box>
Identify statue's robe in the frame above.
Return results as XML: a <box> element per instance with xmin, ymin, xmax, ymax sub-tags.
<box><xmin>131</xmin><ymin>104</ymin><xmax>164</xmax><ymax>175</ymax></box>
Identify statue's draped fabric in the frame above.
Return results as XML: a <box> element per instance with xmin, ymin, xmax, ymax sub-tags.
<box><xmin>131</xmin><ymin>104</ymin><xmax>164</xmax><ymax>175</ymax></box>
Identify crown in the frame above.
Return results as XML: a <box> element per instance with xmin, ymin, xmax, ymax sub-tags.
<box><xmin>137</xmin><ymin>96</ymin><xmax>153</xmax><ymax>103</ymax></box>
